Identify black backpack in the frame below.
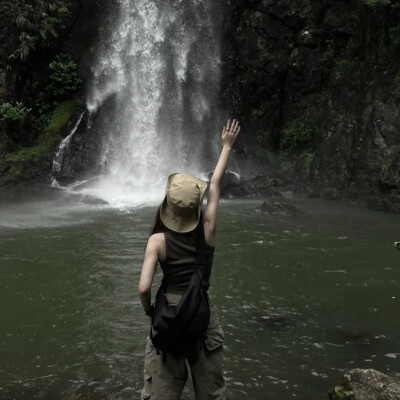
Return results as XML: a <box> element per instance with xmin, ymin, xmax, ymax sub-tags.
<box><xmin>150</xmin><ymin>223</ymin><xmax>210</xmax><ymax>354</ymax></box>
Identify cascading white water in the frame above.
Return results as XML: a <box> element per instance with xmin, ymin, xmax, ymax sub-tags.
<box><xmin>78</xmin><ymin>0</ymin><xmax>223</xmax><ymax>206</ymax></box>
<box><xmin>52</xmin><ymin>112</ymin><xmax>85</xmax><ymax>176</ymax></box>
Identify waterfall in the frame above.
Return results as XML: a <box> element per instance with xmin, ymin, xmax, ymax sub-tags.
<box><xmin>52</xmin><ymin>112</ymin><xmax>85</xmax><ymax>177</ymax></box>
<box><xmin>76</xmin><ymin>0</ymin><xmax>224</xmax><ymax>206</ymax></box>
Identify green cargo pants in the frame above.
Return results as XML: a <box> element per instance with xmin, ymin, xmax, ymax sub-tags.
<box><xmin>141</xmin><ymin>295</ymin><xmax>226</xmax><ymax>400</ymax></box>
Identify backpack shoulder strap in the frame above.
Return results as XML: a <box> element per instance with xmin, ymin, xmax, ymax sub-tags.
<box><xmin>196</xmin><ymin>222</ymin><xmax>206</xmax><ymax>266</ymax></box>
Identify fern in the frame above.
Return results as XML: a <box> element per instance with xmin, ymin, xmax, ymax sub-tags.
<box><xmin>10</xmin><ymin>0</ymin><xmax>71</xmax><ymax>61</ymax></box>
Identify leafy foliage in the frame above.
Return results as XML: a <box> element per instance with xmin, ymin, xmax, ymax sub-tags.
<box><xmin>360</xmin><ymin>0</ymin><xmax>391</xmax><ymax>7</ymax></box>
<box><xmin>1</xmin><ymin>53</ymin><xmax>80</xmax><ymax>138</ymax></box>
<box><xmin>6</xmin><ymin>97</ymin><xmax>78</xmax><ymax>163</ymax></box>
<box><xmin>281</xmin><ymin>115</ymin><xmax>319</xmax><ymax>151</ymax></box>
<box><xmin>0</xmin><ymin>102</ymin><xmax>31</xmax><ymax>121</ymax></box>
<box><xmin>10</xmin><ymin>0</ymin><xmax>70</xmax><ymax>61</ymax></box>
<box><xmin>33</xmin><ymin>53</ymin><xmax>81</xmax><ymax>129</ymax></box>
<box><xmin>47</xmin><ymin>54</ymin><xmax>82</xmax><ymax>100</ymax></box>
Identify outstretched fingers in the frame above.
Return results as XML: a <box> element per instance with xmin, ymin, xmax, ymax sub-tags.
<box><xmin>223</xmin><ymin>119</ymin><xmax>240</xmax><ymax>134</ymax></box>
<box><xmin>221</xmin><ymin>118</ymin><xmax>240</xmax><ymax>147</ymax></box>
<box><xmin>228</xmin><ymin>120</ymin><xmax>240</xmax><ymax>139</ymax></box>
<box><xmin>234</xmin><ymin>125</ymin><xmax>241</xmax><ymax>137</ymax></box>
<box><xmin>231</xmin><ymin>119</ymin><xmax>240</xmax><ymax>134</ymax></box>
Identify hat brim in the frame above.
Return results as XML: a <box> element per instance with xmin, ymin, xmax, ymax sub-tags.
<box><xmin>160</xmin><ymin>173</ymin><xmax>207</xmax><ymax>233</ymax></box>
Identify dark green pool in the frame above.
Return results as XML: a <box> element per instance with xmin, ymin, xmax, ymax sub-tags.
<box><xmin>0</xmin><ymin>196</ymin><xmax>399</xmax><ymax>399</ymax></box>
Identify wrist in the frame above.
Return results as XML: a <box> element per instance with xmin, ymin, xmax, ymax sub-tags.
<box><xmin>144</xmin><ymin>304</ymin><xmax>154</xmax><ymax>317</ymax></box>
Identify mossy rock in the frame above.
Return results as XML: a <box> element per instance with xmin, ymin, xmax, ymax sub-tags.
<box><xmin>5</xmin><ymin>97</ymin><xmax>79</xmax><ymax>165</ymax></box>
<box><xmin>328</xmin><ymin>385</ymin><xmax>355</xmax><ymax>400</ymax></box>
<box><xmin>1</xmin><ymin>98</ymin><xmax>79</xmax><ymax>184</ymax></box>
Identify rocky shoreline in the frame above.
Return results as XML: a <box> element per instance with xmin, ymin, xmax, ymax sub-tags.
<box><xmin>219</xmin><ymin>169</ymin><xmax>400</xmax><ymax>213</ymax></box>
<box><xmin>329</xmin><ymin>369</ymin><xmax>400</xmax><ymax>400</ymax></box>
<box><xmin>1</xmin><ymin>166</ymin><xmax>399</xmax><ymax>215</ymax></box>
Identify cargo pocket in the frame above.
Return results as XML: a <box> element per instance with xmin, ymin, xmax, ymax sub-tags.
<box><xmin>205</xmin><ymin>304</ymin><xmax>224</xmax><ymax>351</ymax></box>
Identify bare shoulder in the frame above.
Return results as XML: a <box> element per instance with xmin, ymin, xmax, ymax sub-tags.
<box><xmin>147</xmin><ymin>232</ymin><xmax>166</xmax><ymax>261</ymax></box>
<box><xmin>148</xmin><ymin>232</ymin><xmax>165</xmax><ymax>248</ymax></box>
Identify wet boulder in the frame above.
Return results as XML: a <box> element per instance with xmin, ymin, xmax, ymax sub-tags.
<box><xmin>218</xmin><ymin>172</ymin><xmax>272</xmax><ymax>197</ymax></box>
<box><xmin>321</xmin><ymin>187</ymin><xmax>342</xmax><ymax>201</ymax></box>
<box><xmin>217</xmin><ymin>169</ymin><xmax>297</xmax><ymax>198</ymax></box>
<box><xmin>219</xmin><ymin>170</ymin><xmax>241</xmax><ymax>197</ymax></box>
<box><xmin>78</xmin><ymin>194</ymin><xmax>109</xmax><ymax>206</ymax></box>
<box><xmin>367</xmin><ymin>196</ymin><xmax>392</xmax><ymax>212</ymax></box>
<box><xmin>63</xmin><ymin>192</ymin><xmax>109</xmax><ymax>206</ymax></box>
<box><xmin>329</xmin><ymin>369</ymin><xmax>400</xmax><ymax>400</ymax></box>
<box><xmin>257</xmin><ymin>198</ymin><xmax>302</xmax><ymax>216</ymax></box>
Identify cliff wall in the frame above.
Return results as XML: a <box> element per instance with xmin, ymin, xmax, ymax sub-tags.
<box><xmin>222</xmin><ymin>0</ymin><xmax>400</xmax><ymax>211</ymax></box>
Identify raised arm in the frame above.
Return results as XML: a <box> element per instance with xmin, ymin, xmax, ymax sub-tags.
<box><xmin>203</xmin><ymin>119</ymin><xmax>240</xmax><ymax>246</ymax></box>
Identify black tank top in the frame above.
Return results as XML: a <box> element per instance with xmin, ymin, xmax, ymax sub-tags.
<box><xmin>159</xmin><ymin>229</ymin><xmax>215</xmax><ymax>294</ymax></box>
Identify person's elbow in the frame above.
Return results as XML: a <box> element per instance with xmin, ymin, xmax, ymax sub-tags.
<box><xmin>138</xmin><ymin>281</ymin><xmax>151</xmax><ymax>296</ymax></box>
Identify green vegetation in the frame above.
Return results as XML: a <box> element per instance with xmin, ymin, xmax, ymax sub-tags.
<box><xmin>1</xmin><ymin>52</ymin><xmax>81</xmax><ymax>149</ymax></box>
<box><xmin>0</xmin><ymin>52</ymin><xmax>81</xmax><ymax>177</ymax></box>
<box><xmin>47</xmin><ymin>54</ymin><xmax>82</xmax><ymax>99</ymax></box>
<box><xmin>389</xmin><ymin>25</ymin><xmax>400</xmax><ymax>51</ymax></box>
<box><xmin>34</xmin><ymin>53</ymin><xmax>81</xmax><ymax>128</ymax></box>
<box><xmin>281</xmin><ymin>116</ymin><xmax>317</xmax><ymax>151</ymax></box>
<box><xmin>6</xmin><ymin>97</ymin><xmax>78</xmax><ymax>163</ymax></box>
<box><xmin>10</xmin><ymin>0</ymin><xmax>70</xmax><ymax>61</ymax></box>
<box><xmin>279</xmin><ymin>93</ymin><xmax>343</xmax><ymax>153</ymax></box>
<box><xmin>0</xmin><ymin>102</ymin><xmax>31</xmax><ymax>121</ymax></box>
<box><xmin>331</xmin><ymin>58</ymin><xmax>358</xmax><ymax>85</ymax></box>
<box><xmin>371</xmin><ymin>145</ymin><xmax>400</xmax><ymax>178</ymax></box>
<box><xmin>0</xmin><ymin>133</ymin><xmax>11</xmax><ymax>159</ymax></box>
<box><xmin>360</xmin><ymin>0</ymin><xmax>391</xmax><ymax>7</ymax></box>
<box><xmin>44</xmin><ymin>97</ymin><xmax>78</xmax><ymax>137</ymax></box>
<box><xmin>281</xmin><ymin>151</ymin><xmax>315</xmax><ymax>178</ymax></box>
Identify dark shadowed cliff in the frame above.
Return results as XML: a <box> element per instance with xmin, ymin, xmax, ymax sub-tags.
<box><xmin>221</xmin><ymin>0</ymin><xmax>400</xmax><ymax>211</ymax></box>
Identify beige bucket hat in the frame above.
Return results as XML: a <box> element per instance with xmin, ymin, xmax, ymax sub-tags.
<box><xmin>160</xmin><ymin>173</ymin><xmax>207</xmax><ymax>233</ymax></box>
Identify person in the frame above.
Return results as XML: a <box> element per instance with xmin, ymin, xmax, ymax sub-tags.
<box><xmin>138</xmin><ymin>119</ymin><xmax>241</xmax><ymax>400</ymax></box>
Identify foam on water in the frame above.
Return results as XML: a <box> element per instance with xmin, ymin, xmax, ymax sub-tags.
<box><xmin>0</xmin><ymin>201</ymin><xmax>98</xmax><ymax>229</ymax></box>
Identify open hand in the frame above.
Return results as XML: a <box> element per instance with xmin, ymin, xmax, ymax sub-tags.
<box><xmin>222</xmin><ymin>119</ymin><xmax>240</xmax><ymax>148</ymax></box>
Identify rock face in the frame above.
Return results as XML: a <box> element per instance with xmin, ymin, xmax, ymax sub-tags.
<box><xmin>329</xmin><ymin>369</ymin><xmax>400</xmax><ymax>400</ymax></box>
<box><xmin>1</xmin><ymin>1</ymin><xmax>400</xmax><ymax>213</ymax></box>
<box><xmin>222</xmin><ymin>0</ymin><xmax>400</xmax><ymax>211</ymax></box>
<box><xmin>52</xmin><ymin>107</ymin><xmax>104</xmax><ymax>184</ymax></box>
